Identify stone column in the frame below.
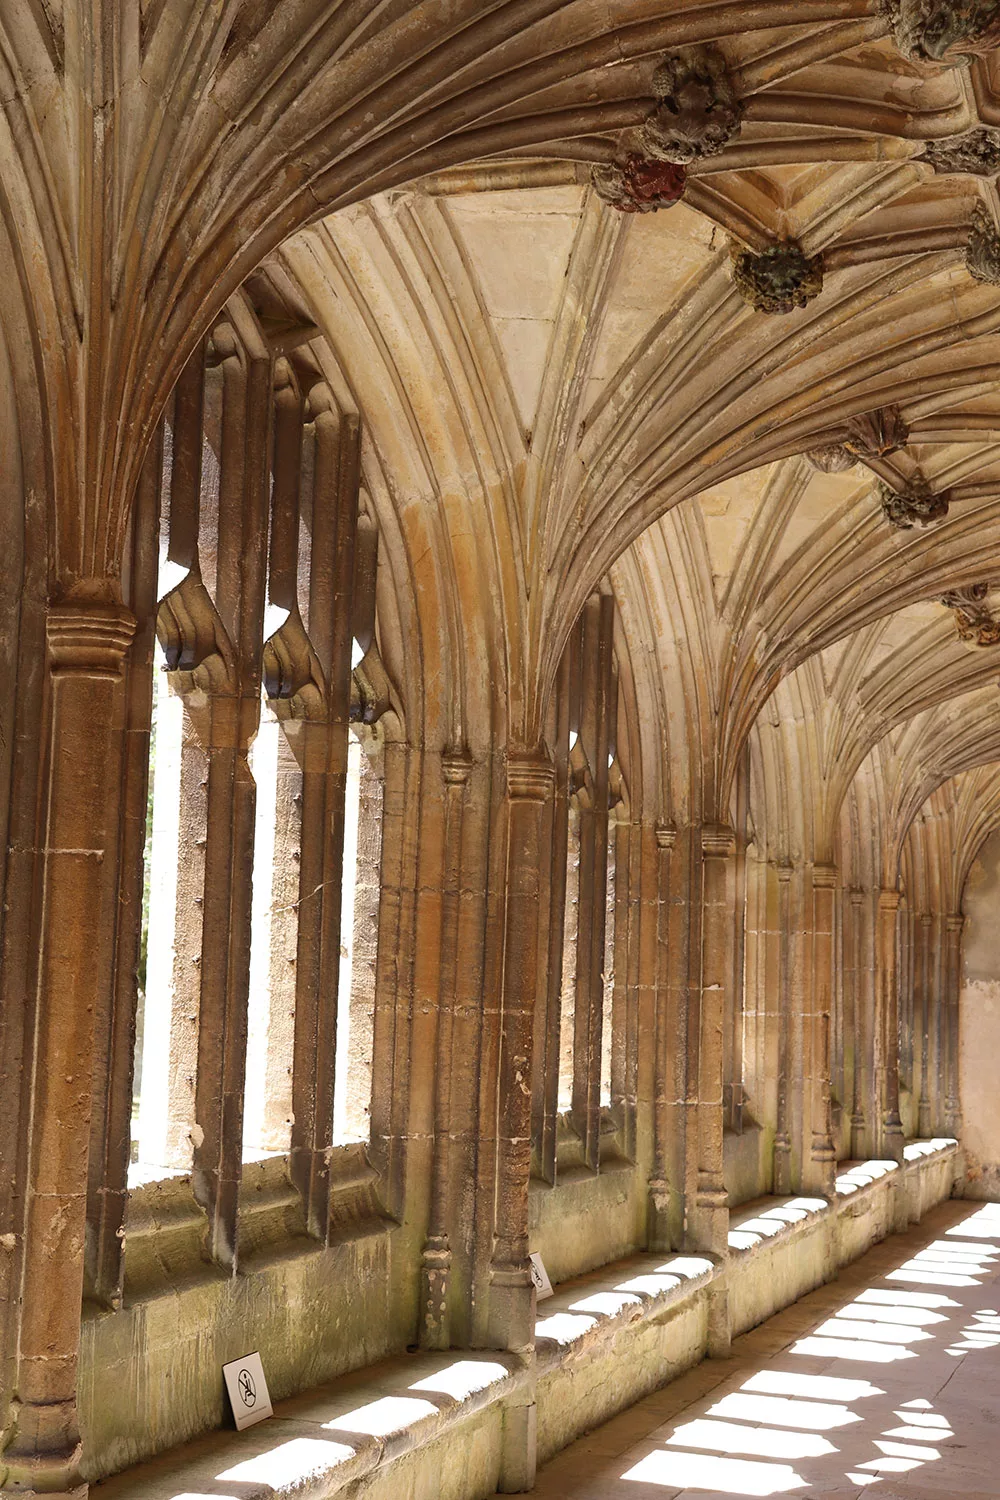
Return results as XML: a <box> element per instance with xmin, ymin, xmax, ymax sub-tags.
<box><xmin>876</xmin><ymin>888</ymin><xmax>904</xmax><ymax>1164</ymax></box>
<box><xmin>773</xmin><ymin>863</ymin><xmax>793</xmax><ymax>1193</ymax></box>
<box><xmin>488</xmin><ymin>751</ymin><xmax>552</xmax><ymax>1494</ymax></box>
<box><xmin>804</xmin><ymin>865</ymin><xmax>837</xmax><ymax>1196</ymax></box>
<box><xmin>848</xmin><ymin>890</ymin><xmax>867</xmax><ymax>1160</ymax></box>
<box><xmin>3</xmin><ymin>591</ymin><xmax>135</xmax><ymax>1497</ymax></box>
<box><xmin>944</xmin><ymin>913</ymin><xmax>964</xmax><ymax>1136</ymax></box>
<box><xmin>917</xmin><ymin>914</ymin><xmax>933</xmax><ymax>1139</ymax></box>
<box><xmin>487</xmin><ymin>751</ymin><xmax>553</xmax><ymax>1354</ymax></box>
<box><xmin>420</xmin><ymin>748</ymin><xmax>471</xmax><ymax>1349</ymax></box>
<box><xmin>689</xmin><ymin>825</ymin><xmax>733</xmax><ymax>1358</ymax></box>
<box><xmin>648</xmin><ymin>822</ymin><xmax>677</xmax><ymax>1250</ymax></box>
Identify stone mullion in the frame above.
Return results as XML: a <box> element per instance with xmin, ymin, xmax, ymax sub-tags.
<box><xmin>614</xmin><ymin>817</ymin><xmax>644</xmax><ymax>1162</ymax></box>
<box><xmin>3</xmin><ymin>597</ymin><xmax>135</xmax><ymax>1496</ymax></box>
<box><xmin>368</xmin><ymin>740</ymin><xmax>417</xmax><ymax>1222</ymax></box>
<box><xmin>773</xmin><ymin>863</ymin><xmax>793</xmax><ymax>1193</ymax></box>
<box><xmin>288</xmin><ymin>405</ymin><xmax>360</xmax><ymax>1241</ymax></box>
<box><xmin>929</xmin><ymin>915</ymin><xmax>947</xmax><ymax>1135</ymax></box>
<box><xmin>848</xmin><ymin>890</ymin><xmax>866</xmax><ymax>1160</ymax></box>
<box><xmin>917</xmin><ymin>914</ymin><xmax>933</xmax><ymax>1138</ymax></box>
<box><xmin>571</xmin><ymin>594</ymin><xmax>613</xmax><ymax>1171</ymax></box>
<box><xmin>85</xmin><ymin>434</ymin><xmax>162</xmax><ymax>1309</ymax></box>
<box><xmin>441</xmin><ymin>756</ymin><xmax>491</xmax><ymax>1350</ymax></box>
<box><xmin>690</xmin><ymin>825</ymin><xmax>735</xmax><ymax>1357</ymax></box>
<box><xmin>784</xmin><ymin>867</ymin><xmax>810</xmax><ymax>1189</ymax></box>
<box><xmin>533</xmin><ymin>652</ymin><xmax>569</xmax><ymax>1183</ymax></box>
<box><xmin>0</xmin><ymin>554</ymin><xmax>47</xmax><ymax>1442</ymax></box>
<box><xmin>186</xmin><ymin>336</ymin><xmax>271</xmax><ymax>1273</ymax></box>
<box><xmin>648</xmin><ymin>821</ymin><xmax>677</xmax><ymax>1250</ymax></box>
<box><xmin>944</xmin><ymin>914</ymin><xmax>964</xmax><ymax>1135</ymax></box>
<box><xmin>487</xmin><ymin>751</ymin><xmax>553</xmax><ymax>1353</ymax></box>
<box><xmin>420</xmin><ymin>749</ymin><xmax>472</xmax><ymax>1349</ymax></box>
<box><xmin>725</xmin><ymin>748</ymin><xmax>749</xmax><ymax>1133</ymax></box>
<box><xmin>804</xmin><ymin>865</ymin><xmax>837</xmax><ymax>1196</ymax></box>
<box><xmin>689</xmin><ymin>825</ymin><xmax>734</xmax><ymax>1266</ymax></box>
<box><xmin>876</xmin><ymin>888</ymin><xmax>904</xmax><ymax>1163</ymax></box>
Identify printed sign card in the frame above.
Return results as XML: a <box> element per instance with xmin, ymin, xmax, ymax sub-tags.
<box><xmin>529</xmin><ymin>1251</ymin><xmax>553</xmax><ymax>1301</ymax></box>
<box><xmin>222</xmin><ymin>1350</ymin><xmax>273</xmax><ymax>1431</ymax></box>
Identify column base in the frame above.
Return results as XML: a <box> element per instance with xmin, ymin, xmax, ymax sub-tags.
<box><xmin>419</xmin><ymin>1242</ymin><xmax>452</xmax><ymax>1350</ymax></box>
<box><xmin>487</xmin><ymin>1262</ymin><xmax>536</xmax><ymax>1352</ymax></box>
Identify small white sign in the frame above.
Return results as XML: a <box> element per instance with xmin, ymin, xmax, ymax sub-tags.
<box><xmin>223</xmin><ymin>1351</ymin><xmax>273</xmax><ymax>1431</ymax></box>
<box><xmin>529</xmin><ymin>1251</ymin><xmax>553</xmax><ymax>1301</ymax></box>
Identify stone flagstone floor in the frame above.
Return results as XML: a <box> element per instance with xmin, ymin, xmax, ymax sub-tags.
<box><xmin>512</xmin><ymin>1199</ymin><xmax>1000</xmax><ymax>1500</ymax></box>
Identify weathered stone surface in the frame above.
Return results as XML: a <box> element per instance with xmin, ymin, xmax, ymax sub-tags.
<box><xmin>591</xmin><ymin>155</ymin><xmax>687</xmax><ymax>213</ymax></box>
<box><xmin>923</xmin><ymin>126</ymin><xmax>1000</xmax><ymax>175</ymax></box>
<box><xmin>877</xmin><ymin>474</ymin><xmax>951</xmax><ymax>528</ymax></box>
<box><xmin>730</xmin><ymin>242</ymin><xmax>824</xmax><ymax>314</ymax></box>
<box><xmin>885</xmin><ymin>0</ymin><xmax>1000</xmax><ymax>63</ymax></box>
<box><xmin>638</xmin><ymin>45</ymin><xmax>743</xmax><ymax>164</ymax></box>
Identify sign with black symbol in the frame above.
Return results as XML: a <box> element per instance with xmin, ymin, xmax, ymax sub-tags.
<box><xmin>529</xmin><ymin>1251</ymin><xmax>553</xmax><ymax>1301</ymax></box>
<box><xmin>222</xmin><ymin>1350</ymin><xmax>273</xmax><ymax>1431</ymax></box>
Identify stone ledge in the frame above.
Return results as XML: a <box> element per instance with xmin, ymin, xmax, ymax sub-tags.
<box><xmin>92</xmin><ymin>1139</ymin><xmax>960</xmax><ymax>1500</ymax></box>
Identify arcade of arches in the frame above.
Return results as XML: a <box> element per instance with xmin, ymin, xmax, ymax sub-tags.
<box><xmin>7</xmin><ymin>4</ymin><xmax>1000</xmax><ymax>1497</ymax></box>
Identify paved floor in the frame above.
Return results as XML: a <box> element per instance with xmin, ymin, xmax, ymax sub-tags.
<box><xmin>514</xmin><ymin>1199</ymin><xmax>1000</xmax><ymax>1500</ymax></box>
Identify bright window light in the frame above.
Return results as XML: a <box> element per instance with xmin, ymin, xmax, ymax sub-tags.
<box><xmin>534</xmin><ymin>1312</ymin><xmax>597</xmax><ymax>1345</ymax></box>
<box><xmin>569</xmin><ymin>1291</ymin><xmax>642</xmax><ymax>1316</ymax></box>
<box><xmin>705</xmin><ymin>1393</ymin><xmax>860</xmax><ymax>1431</ymax></box>
<box><xmin>622</xmin><ymin>1449</ymin><xmax>807</xmax><ymax>1495</ymax></box>
<box><xmin>857</xmin><ymin>1289</ymin><xmax>959</xmax><ymax>1310</ymax></box>
<box><xmin>874</xmin><ymin>1438</ymin><xmax>940</xmax><ymax>1461</ymax></box>
<box><xmin>887</xmin><ymin>1268</ymin><xmax>980</xmax><ymax>1288</ymax></box>
<box><xmin>217</xmin><ymin>1438</ymin><xmax>353</xmax><ymax>1485</ymax></box>
<box><xmin>667</xmin><ymin>1418</ymin><xmax>837</xmax><ymax>1460</ymax></box>
<box><xmin>883</xmin><ymin>1424</ymin><xmax>953</xmax><ymax>1441</ymax></box>
<box><xmin>656</xmin><ymin>1256</ymin><xmax>714</xmax><ymax>1279</ymax></box>
<box><xmin>790</xmin><ymin>1335</ymin><xmax>915</xmax><ymax>1363</ymax></box>
<box><xmin>729</xmin><ymin>1230</ymin><xmax>765</xmax><ymax>1250</ymax></box>
<box><xmin>820</xmin><ymin>1317</ymin><xmax>931</xmax><ymax>1345</ymax></box>
<box><xmin>616</xmin><ymin>1273</ymin><xmax>681</xmax><ymax>1296</ymax></box>
<box><xmin>836</xmin><ymin>1303</ymin><xmax>945</xmax><ymax>1328</ymax></box>
<box><xmin>742</xmin><ymin>1371</ymin><xmax>884</xmax><ymax>1402</ymax></box>
<box><xmin>894</xmin><ymin>1406</ymin><xmax>947</xmax><ymax>1422</ymax></box>
<box><xmin>858</xmin><ymin>1456</ymin><xmax>921</xmax><ymax>1473</ymax></box>
<box><xmin>323</xmin><ymin>1396</ymin><xmax>438</xmax><ymax>1437</ymax></box>
<box><xmin>408</xmin><ymin>1360</ymin><xmax>508</xmax><ymax>1399</ymax></box>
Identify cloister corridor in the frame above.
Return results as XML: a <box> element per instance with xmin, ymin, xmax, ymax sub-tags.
<box><xmin>518</xmin><ymin>1200</ymin><xmax>1000</xmax><ymax>1500</ymax></box>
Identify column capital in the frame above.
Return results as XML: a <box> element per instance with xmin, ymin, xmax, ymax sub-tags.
<box><xmin>442</xmin><ymin>746</ymin><xmax>473</xmax><ymax>786</ymax></box>
<box><xmin>47</xmin><ymin>594</ymin><xmax>136</xmax><ymax>678</ymax></box>
<box><xmin>505</xmin><ymin>750</ymin><xmax>554</xmax><ymax>802</ymax></box>
<box><xmin>701</xmin><ymin>823</ymin><xmax>735</xmax><ymax>858</ymax></box>
<box><xmin>878</xmin><ymin>887</ymin><xmax>901</xmax><ymax>913</ymax></box>
<box><xmin>946</xmin><ymin>912</ymin><xmax>966</xmax><ymax>934</ymax></box>
<box><xmin>655</xmin><ymin>820</ymin><xmax>677</xmax><ymax>850</ymax></box>
<box><xmin>812</xmin><ymin>863</ymin><xmax>838</xmax><ymax>889</ymax></box>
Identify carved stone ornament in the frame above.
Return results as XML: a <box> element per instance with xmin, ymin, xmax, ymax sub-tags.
<box><xmin>876</xmin><ymin>474</ymin><xmax>950</xmax><ymax>529</ymax></box>
<box><xmin>805</xmin><ymin>443</ymin><xmax>858</xmax><ymax>474</ymax></box>
<box><xmin>922</xmin><ymin>127</ymin><xmax>1000</xmax><ymax>176</ymax></box>
<box><xmin>638</xmin><ymin>44</ymin><xmax>743</xmax><ymax>165</ymax></box>
<box><xmin>730</xmin><ymin>242</ymin><xmax>824</xmax><ymax>315</ymax></box>
<box><xmin>591</xmin><ymin>154</ymin><xmax>687</xmax><ymax>213</ymax></box>
<box><xmin>885</xmin><ymin>0</ymin><xmax>1000</xmax><ymax>64</ymax></box>
<box><xmin>844</xmin><ymin>404</ymin><xmax>910</xmax><ymax>458</ymax></box>
<box><xmin>966</xmin><ymin>204</ymin><xmax>1000</xmax><ymax>284</ymax></box>
<box><xmin>940</xmin><ymin>582</ymin><xmax>1000</xmax><ymax>643</ymax></box>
